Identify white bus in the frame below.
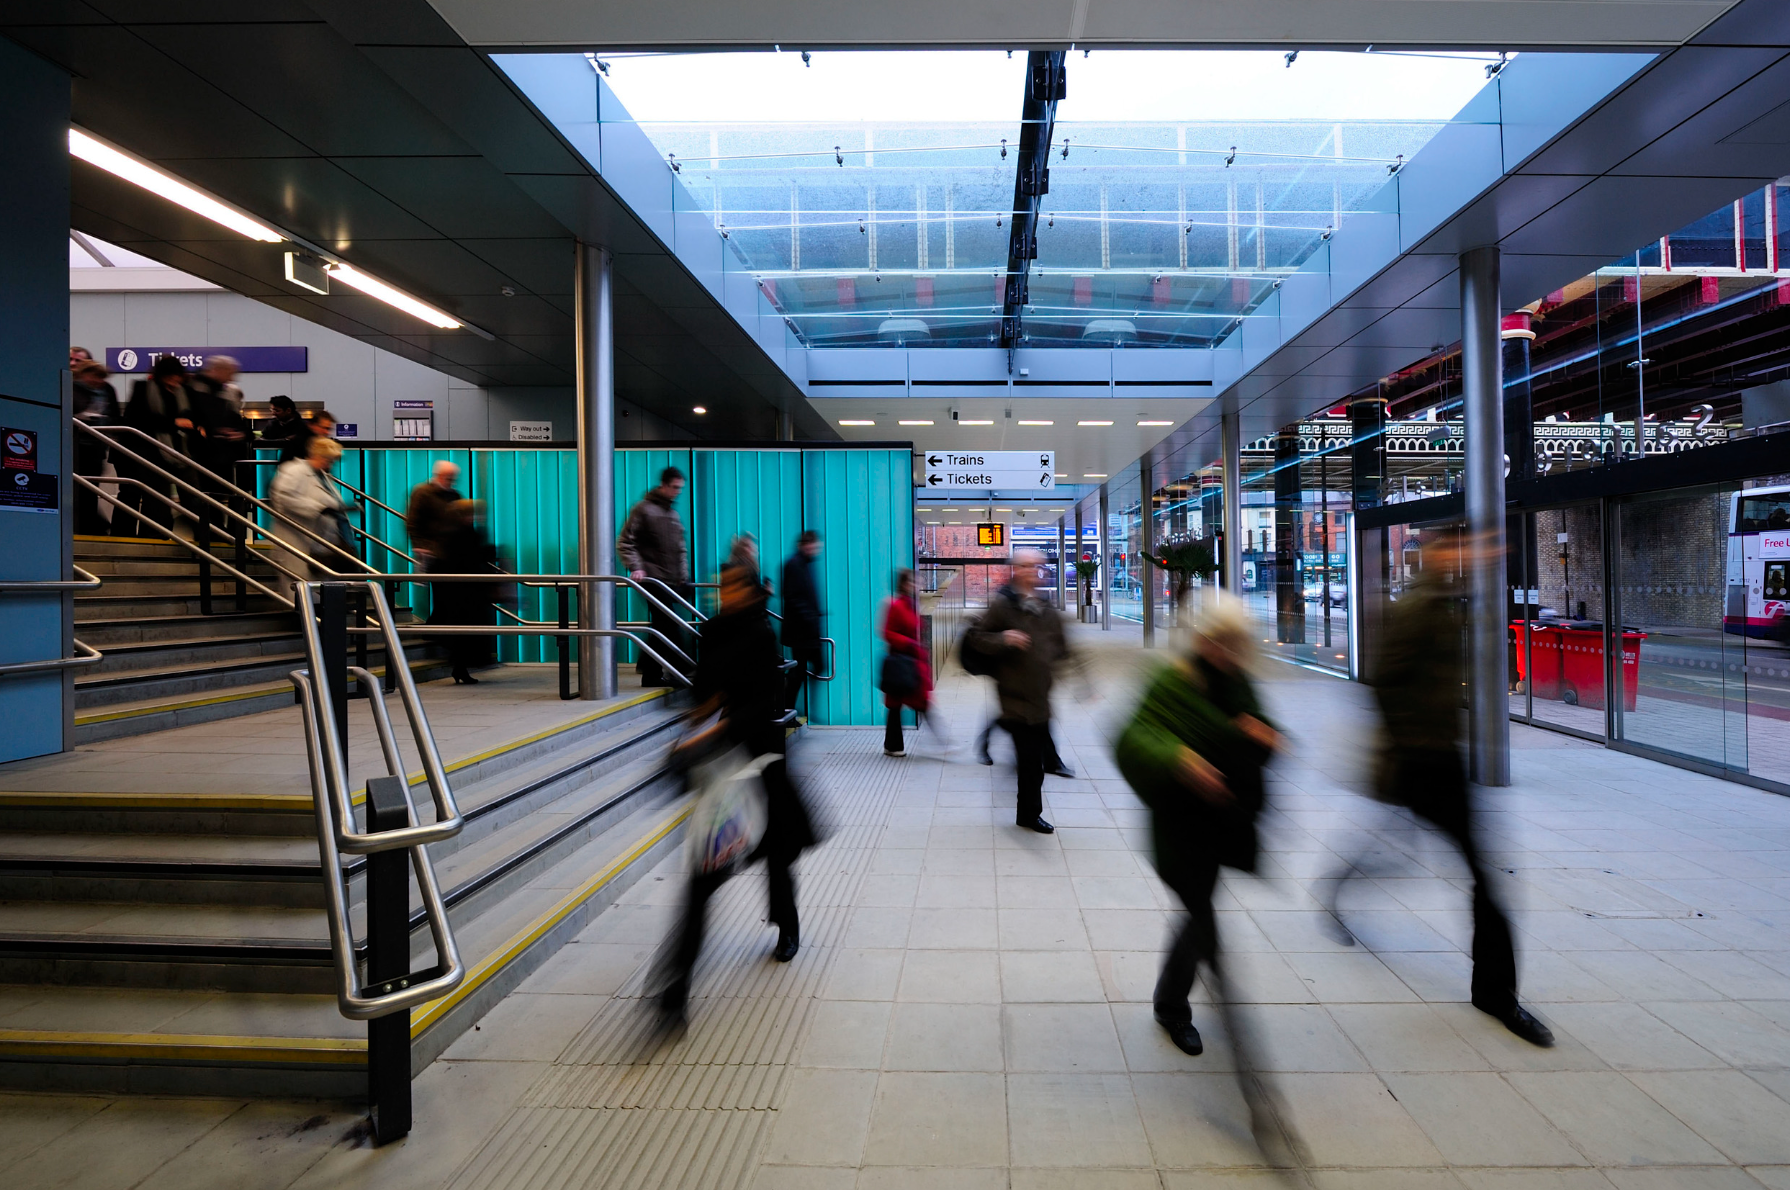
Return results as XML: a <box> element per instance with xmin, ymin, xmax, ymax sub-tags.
<box><xmin>1726</xmin><ymin>484</ymin><xmax>1790</xmax><ymax>639</ymax></box>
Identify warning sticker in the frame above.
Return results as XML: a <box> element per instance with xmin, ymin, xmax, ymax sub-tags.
<box><xmin>2</xmin><ymin>427</ymin><xmax>37</xmax><ymax>472</ymax></box>
<box><xmin>0</xmin><ymin>469</ymin><xmax>57</xmax><ymax>513</ymax></box>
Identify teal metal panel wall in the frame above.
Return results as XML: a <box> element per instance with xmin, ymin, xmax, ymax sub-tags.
<box><xmin>259</xmin><ymin>443</ymin><xmax>908</xmax><ymax>724</ymax></box>
<box><xmin>802</xmin><ymin>449</ymin><xmax>915</xmax><ymax>727</ymax></box>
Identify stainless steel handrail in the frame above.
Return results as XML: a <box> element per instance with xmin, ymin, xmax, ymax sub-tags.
<box><xmin>357</xmin><ymin>571</ymin><xmax>700</xmax><ymax>638</ymax></box>
<box><xmin>0</xmin><ymin>639</ymin><xmax>104</xmax><ymax>677</ymax></box>
<box><xmin>84</xmin><ymin>423</ymin><xmax>373</xmax><ymax>575</ymax></box>
<box><xmin>294</xmin><ymin>581</ymin><xmax>463</xmax><ymax>852</ymax></box>
<box><xmin>815</xmin><ymin>636</ymin><xmax>837</xmax><ymax>681</ymax></box>
<box><xmin>238</xmin><ymin>457</ymin><xmax>418</xmax><ymax>568</ymax></box>
<box><xmin>75</xmin><ymin>475</ymin><xmax>302</xmax><ymax>607</ymax></box>
<box><xmin>291</xmin><ymin>666</ymin><xmax>464</xmax><ymax>1020</ymax></box>
<box><xmin>635</xmin><ymin>575</ymin><xmax>706</xmax><ymax>622</ymax></box>
<box><xmin>0</xmin><ymin>566</ymin><xmax>101</xmax><ymax>591</ymax></box>
<box><xmin>345</xmin><ymin>622</ymin><xmax>696</xmax><ymax>687</ymax></box>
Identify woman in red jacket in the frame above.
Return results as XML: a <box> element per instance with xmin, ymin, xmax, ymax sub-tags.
<box><xmin>880</xmin><ymin>568</ymin><xmax>935</xmax><ymax>756</ymax></box>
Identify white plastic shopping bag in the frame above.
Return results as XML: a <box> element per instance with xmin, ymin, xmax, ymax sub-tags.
<box><xmin>686</xmin><ymin>744</ymin><xmax>771</xmax><ymax>875</ymax></box>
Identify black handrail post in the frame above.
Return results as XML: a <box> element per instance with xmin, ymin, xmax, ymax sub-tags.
<box><xmin>558</xmin><ymin>584</ymin><xmax>573</xmax><ymax>700</ymax></box>
<box><xmin>196</xmin><ymin>502</ymin><xmax>214</xmax><ymax>616</ymax></box>
<box><xmin>365</xmin><ymin>773</ymin><xmax>413</xmax><ymax>1144</ymax></box>
<box><xmin>320</xmin><ymin>582</ymin><xmax>350</xmax><ymax>751</ymax></box>
<box><xmin>353</xmin><ymin>588</ymin><xmax>369</xmax><ymax>692</ymax></box>
<box><xmin>383</xmin><ymin>580</ymin><xmax>399</xmax><ymax>693</ymax></box>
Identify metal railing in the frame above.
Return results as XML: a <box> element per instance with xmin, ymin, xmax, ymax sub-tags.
<box><xmin>236</xmin><ymin>456</ymin><xmax>418</xmax><ymax>570</ymax></box>
<box><xmin>0</xmin><ymin>568</ymin><xmax>105</xmax><ymax>678</ymax></box>
<box><xmin>291</xmin><ymin>581</ymin><xmax>465</xmax><ymax>1020</ymax></box>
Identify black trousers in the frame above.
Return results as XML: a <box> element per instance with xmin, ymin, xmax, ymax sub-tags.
<box><xmin>640</xmin><ymin>602</ymin><xmax>686</xmax><ymax>686</ymax></box>
<box><xmin>1010</xmin><ymin>720</ymin><xmax>1047</xmax><ymax>823</ymax></box>
<box><xmin>74</xmin><ymin>438</ymin><xmax>110</xmax><ymax>535</ymax></box>
<box><xmin>661</xmin><ymin>852</ymin><xmax>797</xmax><ymax>1003</ymax></box>
<box><xmin>1154</xmin><ymin>853</ymin><xmax>1222</xmax><ymax>1026</ymax></box>
<box><xmin>785</xmin><ymin>645</ymin><xmax>822</xmax><ymax>712</ymax></box>
<box><xmin>978</xmin><ymin>718</ymin><xmax>1064</xmax><ymax>771</ymax></box>
<box><xmin>1401</xmin><ymin>752</ymin><xmax>1519</xmax><ymax>1014</ymax></box>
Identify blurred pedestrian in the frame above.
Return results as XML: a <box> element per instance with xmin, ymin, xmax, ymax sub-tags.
<box><xmin>119</xmin><ymin>354</ymin><xmax>197</xmax><ymax>529</ymax></box>
<box><xmin>405</xmin><ymin>460</ymin><xmax>463</xmax><ymax>570</ymax></box>
<box><xmin>655</xmin><ymin>561</ymin><xmax>817</xmax><ymax>1021</ymax></box>
<box><xmin>1327</xmin><ymin>533</ymin><xmax>1554</xmax><ymax>1047</ymax></box>
<box><xmin>428</xmin><ymin>499</ymin><xmax>500</xmax><ymax>685</ymax></box>
<box><xmin>269</xmin><ymin>435</ymin><xmax>351</xmax><ymax>583</ymax></box>
<box><xmin>879</xmin><ymin>568</ymin><xmax>936</xmax><ymax>757</ymax></box>
<box><xmin>187</xmin><ymin>355</ymin><xmax>251</xmax><ymax>536</ymax></box>
<box><xmin>780</xmin><ymin>531</ymin><xmax>824</xmax><ymax>712</ymax></box>
<box><xmin>618</xmin><ymin>466</ymin><xmax>691</xmax><ymax>687</ymax></box>
<box><xmin>72</xmin><ymin>361</ymin><xmax>120</xmax><ymax>535</ymax></box>
<box><xmin>1117</xmin><ymin>595</ymin><xmax>1278</xmax><ymax>1056</ymax></box>
<box><xmin>963</xmin><ymin>547</ymin><xmax>1069</xmax><ymax>833</ymax></box>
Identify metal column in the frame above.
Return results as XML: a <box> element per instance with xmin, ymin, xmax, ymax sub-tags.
<box><xmin>1461</xmin><ymin>246</ymin><xmax>1510</xmax><ymax>786</ymax></box>
<box><xmin>1074</xmin><ymin>513</ymin><xmax>1085</xmax><ymax>621</ymax></box>
<box><xmin>1140</xmin><ymin>451</ymin><xmax>1155</xmax><ymax>646</ymax></box>
<box><xmin>1088</xmin><ymin>486</ymin><xmax>1102</xmax><ymax>626</ymax></box>
<box><xmin>1221</xmin><ymin>410</ymin><xmax>1243</xmax><ymax>594</ymax></box>
<box><xmin>575</xmin><ymin>243</ymin><xmax>618</xmax><ymax>701</ymax></box>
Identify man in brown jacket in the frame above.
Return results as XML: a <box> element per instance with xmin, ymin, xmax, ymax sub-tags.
<box><xmin>965</xmin><ymin>548</ymin><xmax>1070</xmax><ymax>833</ymax></box>
<box><xmin>618</xmin><ymin>466</ymin><xmax>690</xmax><ymax>686</ymax></box>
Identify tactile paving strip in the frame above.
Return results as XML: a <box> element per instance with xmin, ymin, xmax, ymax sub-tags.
<box><xmin>448</xmin><ymin>732</ymin><xmax>902</xmax><ymax>1190</ymax></box>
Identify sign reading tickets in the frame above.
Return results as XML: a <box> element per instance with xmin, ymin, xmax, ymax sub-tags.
<box><xmin>106</xmin><ymin>346</ymin><xmax>308</xmax><ymax>374</ymax></box>
<box><xmin>509</xmin><ymin>420</ymin><xmax>552</xmax><ymax>442</ymax></box>
<box><xmin>921</xmin><ymin>450</ymin><xmax>1055</xmax><ymax>491</ymax></box>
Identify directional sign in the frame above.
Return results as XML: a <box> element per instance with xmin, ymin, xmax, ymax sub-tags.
<box><xmin>920</xmin><ymin>450</ymin><xmax>1056</xmax><ymax>491</ymax></box>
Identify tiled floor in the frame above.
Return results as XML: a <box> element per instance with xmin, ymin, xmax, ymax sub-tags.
<box><xmin>5</xmin><ymin>625</ymin><xmax>1790</xmax><ymax>1189</ymax></box>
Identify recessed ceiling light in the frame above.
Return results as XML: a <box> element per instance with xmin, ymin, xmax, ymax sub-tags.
<box><xmin>958</xmin><ymin>418</ymin><xmax>994</xmax><ymax>426</ymax></box>
<box><xmin>948</xmin><ymin>520</ymin><xmax>963</xmax><ymax>524</ymax></box>
<box><xmin>1017</xmin><ymin>419</ymin><xmax>1054</xmax><ymax>426</ymax></box>
<box><xmin>838</xmin><ymin>419</ymin><xmax>876</xmax><ymax>426</ymax></box>
<box><xmin>1137</xmin><ymin>419</ymin><xmax>1175</xmax><ymax>427</ymax></box>
<box><xmin>1077</xmin><ymin>420</ymin><xmax>1113</xmax><ymax>427</ymax></box>
<box><xmin>1084</xmin><ymin>473</ymin><xmax>1107</xmax><ymax>478</ymax></box>
<box><xmin>692</xmin><ymin>405</ymin><xmax>707</xmax><ymax>414</ymax></box>
<box><xmin>1054</xmin><ymin>473</ymin><xmax>1067</xmax><ymax>477</ymax></box>
<box><xmin>898</xmin><ymin>419</ymin><xmax>934</xmax><ymax>426</ymax></box>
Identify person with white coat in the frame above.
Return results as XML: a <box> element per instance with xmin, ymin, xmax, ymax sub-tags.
<box><xmin>269</xmin><ymin>434</ymin><xmax>351</xmax><ymax>585</ymax></box>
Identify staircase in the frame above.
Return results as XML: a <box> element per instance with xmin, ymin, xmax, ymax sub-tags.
<box><xmin>72</xmin><ymin>536</ymin><xmax>445</xmax><ymax>743</ymax></box>
<box><xmin>0</xmin><ymin>686</ymin><xmax>687</xmax><ymax>1096</ymax></box>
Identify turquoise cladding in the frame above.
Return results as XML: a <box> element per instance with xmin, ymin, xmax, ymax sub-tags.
<box><xmin>282</xmin><ymin>444</ymin><xmax>911</xmax><ymax>725</ymax></box>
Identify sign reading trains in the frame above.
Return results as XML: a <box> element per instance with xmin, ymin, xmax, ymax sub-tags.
<box><xmin>920</xmin><ymin>450</ymin><xmax>1055</xmax><ymax>491</ymax></box>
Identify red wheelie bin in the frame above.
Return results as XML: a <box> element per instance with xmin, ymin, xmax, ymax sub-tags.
<box><xmin>1555</xmin><ymin>622</ymin><xmax>1646</xmax><ymax>711</ymax></box>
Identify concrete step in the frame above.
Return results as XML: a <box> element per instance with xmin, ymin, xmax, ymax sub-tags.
<box><xmin>75</xmin><ymin>611</ymin><xmax>299</xmax><ymax>647</ymax></box>
<box><xmin>75</xmin><ymin>594</ymin><xmax>290</xmax><ymax>621</ymax></box>
<box><xmin>75</xmin><ymin>649</ymin><xmax>362</xmax><ymax>708</ymax></box>
<box><xmin>0</xmin><ymin>699</ymin><xmax>683</xmax><ymax>993</ymax></box>
<box><xmin>72</xmin><ymin>655</ymin><xmax>451</xmax><ymax>744</ymax></box>
<box><xmin>79</xmin><ymin>557</ymin><xmax>283</xmax><ymax>580</ymax></box>
<box><xmin>84</xmin><ymin>632</ymin><xmax>308</xmax><ymax>677</ymax></box>
<box><xmin>72</xmin><ymin>576</ymin><xmax>287</xmax><ymax>601</ymax></box>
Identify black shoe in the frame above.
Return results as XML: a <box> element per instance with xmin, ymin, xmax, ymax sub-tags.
<box><xmin>1046</xmin><ymin>764</ymin><xmax>1076</xmax><ymax>779</ymax></box>
<box><xmin>773</xmin><ymin>930</ymin><xmax>799</xmax><ymax>963</ymax></box>
<box><xmin>1477</xmin><ymin>1001</ymin><xmax>1554</xmax><ymax>1048</ymax></box>
<box><xmin>976</xmin><ymin>751</ymin><xmax>993</xmax><ymax>766</ymax></box>
<box><xmin>1155</xmin><ymin>1014</ymin><xmax>1204</xmax><ymax>1056</ymax></box>
<box><xmin>1016</xmin><ymin>815</ymin><xmax>1055</xmax><ymax>834</ymax></box>
<box><xmin>658</xmin><ymin>981</ymin><xmax>688</xmax><ymax>1022</ymax></box>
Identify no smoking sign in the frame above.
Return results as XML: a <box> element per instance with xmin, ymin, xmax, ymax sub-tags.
<box><xmin>2</xmin><ymin>427</ymin><xmax>38</xmax><ymax>472</ymax></box>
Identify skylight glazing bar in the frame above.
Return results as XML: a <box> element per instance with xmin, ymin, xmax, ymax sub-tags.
<box><xmin>1001</xmin><ymin>51</ymin><xmax>1067</xmax><ymax>355</ymax></box>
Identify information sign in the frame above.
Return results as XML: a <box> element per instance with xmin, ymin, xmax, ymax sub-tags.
<box><xmin>920</xmin><ymin>450</ymin><xmax>1055</xmax><ymax>491</ymax></box>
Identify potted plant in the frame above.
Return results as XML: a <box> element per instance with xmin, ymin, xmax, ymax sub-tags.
<box><xmin>1146</xmin><ymin>537</ymin><xmax>1218</xmax><ymax>622</ymax></box>
<box><xmin>1074</xmin><ymin>557</ymin><xmax>1099</xmax><ymax>621</ymax></box>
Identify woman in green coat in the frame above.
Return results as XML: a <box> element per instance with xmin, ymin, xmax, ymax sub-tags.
<box><xmin>1117</xmin><ymin>595</ymin><xmax>1278</xmax><ymax>1057</ymax></box>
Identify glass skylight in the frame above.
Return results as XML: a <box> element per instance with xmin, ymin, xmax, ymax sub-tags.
<box><xmin>589</xmin><ymin>50</ymin><xmax>1503</xmax><ymax>349</ymax></box>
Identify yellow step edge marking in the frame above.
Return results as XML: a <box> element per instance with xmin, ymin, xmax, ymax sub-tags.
<box><xmin>75</xmin><ymin>534</ymin><xmax>273</xmax><ymax>550</ymax></box>
<box><xmin>73</xmin><ymin>657</ymin><xmax>442</xmax><ymax>726</ymax></box>
<box><xmin>0</xmin><ymin>1030</ymin><xmax>365</xmax><ymax>1065</ymax></box>
<box><xmin>409</xmin><ymin>803</ymin><xmax>690</xmax><ymax>1037</ymax></box>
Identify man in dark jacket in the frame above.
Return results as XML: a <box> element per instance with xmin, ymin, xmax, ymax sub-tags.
<box><xmin>779</xmin><ymin>530</ymin><xmax>823</xmax><ymax>712</ymax></box>
<box><xmin>964</xmin><ymin>548</ymin><xmax>1069</xmax><ymax>833</ymax></box>
<box><xmin>257</xmin><ymin>396</ymin><xmax>306</xmax><ymax>456</ymax></box>
<box><xmin>1342</xmin><ymin>535</ymin><xmax>1553</xmax><ymax>1048</ymax></box>
<box><xmin>72</xmin><ymin>361</ymin><xmax>120</xmax><ymax>535</ymax></box>
<box><xmin>405</xmin><ymin>460</ymin><xmax>463</xmax><ymax>569</ymax></box>
<box><xmin>186</xmin><ymin>356</ymin><xmax>251</xmax><ymax>523</ymax></box>
<box><xmin>618</xmin><ymin>467</ymin><xmax>691</xmax><ymax>686</ymax></box>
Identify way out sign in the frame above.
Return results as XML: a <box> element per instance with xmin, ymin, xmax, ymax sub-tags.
<box><xmin>920</xmin><ymin>450</ymin><xmax>1055</xmax><ymax>491</ymax></box>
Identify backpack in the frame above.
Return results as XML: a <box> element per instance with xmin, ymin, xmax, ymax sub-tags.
<box><xmin>959</xmin><ymin>615</ymin><xmax>997</xmax><ymax>677</ymax></box>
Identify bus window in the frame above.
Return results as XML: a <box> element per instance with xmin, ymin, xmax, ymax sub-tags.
<box><xmin>1737</xmin><ymin>494</ymin><xmax>1790</xmax><ymax>530</ymax></box>
<box><xmin>1769</xmin><ymin>562</ymin><xmax>1788</xmax><ymax>600</ymax></box>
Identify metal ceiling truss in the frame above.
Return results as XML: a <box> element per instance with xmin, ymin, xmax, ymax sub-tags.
<box><xmin>1000</xmin><ymin>50</ymin><xmax>1066</xmax><ymax>364</ymax></box>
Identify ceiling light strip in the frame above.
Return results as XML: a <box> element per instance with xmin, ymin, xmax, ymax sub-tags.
<box><xmin>70</xmin><ymin>126</ymin><xmax>477</xmax><ymax>335</ymax></box>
